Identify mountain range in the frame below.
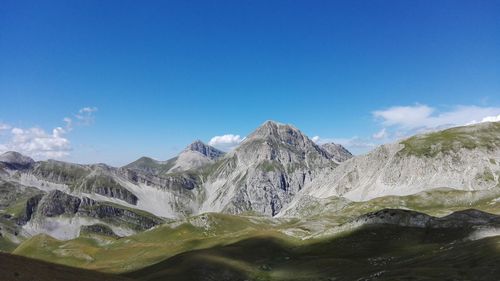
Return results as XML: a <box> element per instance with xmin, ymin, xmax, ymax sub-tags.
<box><xmin>1</xmin><ymin>120</ymin><xmax>500</xmax><ymax>280</ymax></box>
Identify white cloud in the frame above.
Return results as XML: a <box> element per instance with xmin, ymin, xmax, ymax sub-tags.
<box><xmin>315</xmin><ymin>103</ymin><xmax>500</xmax><ymax>156</ymax></box>
<box><xmin>373</xmin><ymin>104</ymin><xmax>434</xmax><ymax>129</ymax></box>
<box><xmin>0</xmin><ymin>106</ymin><xmax>98</xmax><ymax>159</ymax></box>
<box><xmin>63</xmin><ymin>117</ymin><xmax>73</xmax><ymax>131</ymax></box>
<box><xmin>311</xmin><ymin>135</ymin><xmax>375</xmax><ymax>155</ymax></box>
<box><xmin>6</xmin><ymin>126</ymin><xmax>71</xmax><ymax>158</ymax></box>
<box><xmin>208</xmin><ymin>134</ymin><xmax>244</xmax><ymax>151</ymax></box>
<box><xmin>373</xmin><ymin>104</ymin><xmax>500</xmax><ymax>130</ymax></box>
<box><xmin>0</xmin><ymin>123</ymin><xmax>11</xmax><ymax>131</ymax></box>
<box><xmin>467</xmin><ymin>114</ymin><xmax>500</xmax><ymax>125</ymax></box>
<box><xmin>75</xmin><ymin>106</ymin><xmax>98</xmax><ymax>125</ymax></box>
<box><xmin>372</xmin><ymin>128</ymin><xmax>387</xmax><ymax>140</ymax></box>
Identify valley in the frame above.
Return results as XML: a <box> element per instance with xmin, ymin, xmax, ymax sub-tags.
<box><xmin>0</xmin><ymin>120</ymin><xmax>500</xmax><ymax>280</ymax></box>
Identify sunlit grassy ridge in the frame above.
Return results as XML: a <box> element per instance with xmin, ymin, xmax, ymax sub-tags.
<box><xmin>124</xmin><ymin>157</ymin><xmax>177</xmax><ymax>176</ymax></box>
<box><xmin>7</xmin><ymin>224</ymin><xmax>500</xmax><ymax>281</ymax></box>
<box><xmin>399</xmin><ymin>122</ymin><xmax>500</xmax><ymax>157</ymax></box>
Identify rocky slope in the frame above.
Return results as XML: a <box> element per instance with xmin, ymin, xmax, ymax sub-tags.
<box><xmin>0</xmin><ymin>122</ymin><xmax>351</xmax><ymax>227</ymax></box>
<box><xmin>124</xmin><ymin>140</ymin><xmax>224</xmax><ymax>175</ymax></box>
<box><xmin>301</xmin><ymin>122</ymin><xmax>500</xmax><ymax>202</ymax></box>
<box><xmin>321</xmin><ymin>142</ymin><xmax>353</xmax><ymax>163</ymax></box>
<box><xmin>200</xmin><ymin>121</ymin><xmax>340</xmax><ymax>216</ymax></box>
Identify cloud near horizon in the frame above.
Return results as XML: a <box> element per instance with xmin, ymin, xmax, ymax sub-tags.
<box><xmin>312</xmin><ymin>135</ymin><xmax>376</xmax><ymax>155</ymax></box>
<box><xmin>373</xmin><ymin>104</ymin><xmax>500</xmax><ymax>131</ymax></box>
<box><xmin>208</xmin><ymin>134</ymin><xmax>244</xmax><ymax>151</ymax></box>
<box><xmin>75</xmin><ymin>106</ymin><xmax>98</xmax><ymax>125</ymax></box>
<box><xmin>0</xmin><ymin>107</ymin><xmax>98</xmax><ymax>159</ymax></box>
<box><xmin>313</xmin><ymin>103</ymin><xmax>500</xmax><ymax>155</ymax></box>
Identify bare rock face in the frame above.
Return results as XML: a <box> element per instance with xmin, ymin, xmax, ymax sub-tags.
<box><xmin>321</xmin><ymin>143</ymin><xmax>353</xmax><ymax>163</ymax></box>
<box><xmin>168</xmin><ymin>141</ymin><xmax>225</xmax><ymax>173</ymax></box>
<box><xmin>77</xmin><ymin>197</ymin><xmax>163</xmax><ymax>231</ymax></box>
<box><xmin>37</xmin><ymin>190</ymin><xmax>81</xmax><ymax>217</ymax></box>
<box><xmin>19</xmin><ymin>190</ymin><xmax>164</xmax><ymax>237</ymax></box>
<box><xmin>185</xmin><ymin>140</ymin><xmax>225</xmax><ymax>160</ymax></box>
<box><xmin>201</xmin><ymin>121</ymin><xmax>339</xmax><ymax>216</ymax></box>
<box><xmin>0</xmin><ymin>151</ymin><xmax>34</xmax><ymax>170</ymax></box>
<box><xmin>80</xmin><ymin>175</ymin><xmax>138</xmax><ymax>205</ymax></box>
<box><xmin>303</xmin><ymin>122</ymin><xmax>500</xmax><ymax>202</ymax></box>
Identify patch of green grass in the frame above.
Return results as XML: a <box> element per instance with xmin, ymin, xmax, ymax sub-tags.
<box><xmin>124</xmin><ymin>157</ymin><xmax>177</xmax><ymax>176</ymax></box>
<box><xmin>4</xmin><ymin>198</ymin><xmax>30</xmax><ymax>218</ymax></box>
<box><xmin>0</xmin><ymin>236</ymin><xmax>17</xmax><ymax>252</ymax></box>
<box><xmin>399</xmin><ymin>122</ymin><xmax>500</xmax><ymax>157</ymax></box>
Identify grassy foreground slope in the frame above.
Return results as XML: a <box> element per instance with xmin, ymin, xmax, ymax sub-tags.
<box><xmin>0</xmin><ymin>252</ymin><xmax>133</xmax><ymax>281</ymax></box>
<box><xmin>13</xmin><ymin>213</ymin><xmax>291</xmax><ymax>273</ymax></box>
<box><xmin>127</xmin><ymin>225</ymin><xmax>500</xmax><ymax>281</ymax></box>
<box><xmin>5</xmin><ymin>222</ymin><xmax>500</xmax><ymax>281</ymax></box>
<box><xmin>127</xmin><ymin>225</ymin><xmax>500</xmax><ymax>280</ymax></box>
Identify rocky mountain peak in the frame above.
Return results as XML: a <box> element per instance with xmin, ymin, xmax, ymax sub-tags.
<box><xmin>184</xmin><ymin>140</ymin><xmax>224</xmax><ymax>160</ymax></box>
<box><xmin>0</xmin><ymin>151</ymin><xmax>35</xmax><ymax>168</ymax></box>
<box><xmin>245</xmin><ymin>120</ymin><xmax>311</xmax><ymax>147</ymax></box>
<box><xmin>321</xmin><ymin>143</ymin><xmax>353</xmax><ymax>163</ymax></box>
<box><xmin>203</xmin><ymin>121</ymin><xmax>337</xmax><ymax>216</ymax></box>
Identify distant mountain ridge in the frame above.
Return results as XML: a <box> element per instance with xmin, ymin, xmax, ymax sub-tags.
<box><xmin>1</xmin><ymin>120</ymin><xmax>499</xmax><ymax>243</ymax></box>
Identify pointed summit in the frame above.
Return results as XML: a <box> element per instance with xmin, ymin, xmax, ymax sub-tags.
<box><xmin>203</xmin><ymin>121</ymin><xmax>337</xmax><ymax>216</ymax></box>
<box><xmin>184</xmin><ymin>140</ymin><xmax>224</xmax><ymax>160</ymax></box>
<box><xmin>245</xmin><ymin>120</ymin><xmax>312</xmax><ymax>148</ymax></box>
<box><xmin>321</xmin><ymin>143</ymin><xmax>353</xmax><ymax>163</ymax></box>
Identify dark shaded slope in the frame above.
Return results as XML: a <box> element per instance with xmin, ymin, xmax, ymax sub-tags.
<box><xmin>0</xmin><ymin>252</ymin><xmax>134</xmax><ymax>281</ymax></box>
<box><xmin>128</xmin><ymin>210</ymin><xmax>500</xmax><ymax>281</ymax></box>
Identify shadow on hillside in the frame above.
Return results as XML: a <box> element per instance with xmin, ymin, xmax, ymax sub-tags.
<box><xmin>0</xmin><ymin>252</ymin><xmax>133</xmax><ymax>281</ymax></box>
<box><xmin>125</xmin><ymin>224</ymin><xmax>500</xmax><ymax>281</ymax></box>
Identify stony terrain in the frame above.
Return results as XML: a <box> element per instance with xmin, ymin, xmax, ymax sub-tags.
<box><xmin>300</xmin><ymin>122</ymin><xmax>500</xmax><ymax>201</ymax></box>
<box><xmin>0</xmin><ymin>120</ymin><xmax>499</xmax><ymax>280</ymax></box>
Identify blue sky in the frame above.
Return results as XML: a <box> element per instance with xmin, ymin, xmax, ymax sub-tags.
<box><xmin>1</xmin><ymin>0</ymin><xmax>499</xmax><ymax>166</ymax></box>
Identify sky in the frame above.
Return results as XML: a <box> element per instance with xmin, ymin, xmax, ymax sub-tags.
<box><xmin>1</xmin><ymin>0</ymin><xmax>499</xmax><ymax>166</ymax></box>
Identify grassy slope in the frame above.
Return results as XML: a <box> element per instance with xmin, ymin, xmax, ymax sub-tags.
<box><xmin>12</xmin><ymin>213</ymin><xmax>289</xmax><ymax>273</ymax></box>
<box><xmin>127</xmin><ymin>225</ymin><xmax>500</xmax><ymax>281</ymax></box>
<box><xmin>6</xmin><ymin>223</ymin><xmax>500</xmax><ymax>281</ymax></box>
<box><xmin>123</xmin><ymin>157</ymin><xmax>177</xmax><ymax>176</ymax></box>
<box><xmin>0</xmin><ymin>237</ymin><xmax>17</xmax><ymax>253</ymax></box>
<box><xmin>399</xmin><ymin>122</ymin><xmax>500</xmax><ymax>157</ymax></box>
<box><xmin>0</xmin><ymin>252</ymin><xmax>133</xmax><ymax>281</ymax></box>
